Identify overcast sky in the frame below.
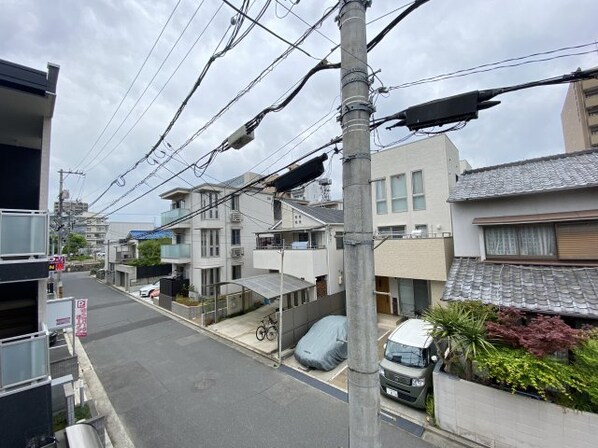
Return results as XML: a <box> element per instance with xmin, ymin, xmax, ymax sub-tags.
<box><xmin>1</xmin><ymin>0</ymin><xmax>597</xmax><ymax>227</ymax></box>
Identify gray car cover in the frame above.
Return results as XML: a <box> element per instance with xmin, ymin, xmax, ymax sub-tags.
<box><xmin>294</xmin><ymin>315</ymin><xmax>348</xmax><ymax>371</ymax></box>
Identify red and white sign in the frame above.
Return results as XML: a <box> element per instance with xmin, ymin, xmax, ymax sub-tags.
<box><xmin>49</xmin><ymin>255</ymin><xmax>66</xmax><ymax>272</ymax></box>
<box><xmin>75</xmin><ymin>299</ymin><xmax>88</xmax><ymax>337</ymax></box>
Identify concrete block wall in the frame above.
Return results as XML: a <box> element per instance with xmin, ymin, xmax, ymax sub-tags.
<box><xmin>433</xmin><ymin>368</ymin><xmax>598</xmax><ymax>448</ymax></box>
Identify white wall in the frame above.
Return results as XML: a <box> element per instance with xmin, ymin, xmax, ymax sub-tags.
<box><xmin>451</xmin><ymin>188</ymin><xmax>598</xmax><ymax>257</ymax></box>
<box><xmin>434</xmin><ymin>369</ymin><xmax>598</xmax><ymax>448</ymax></box>
<box><xmin>371</xmin><ymin>135</ymin><xmax>461</xmax><ymax>236</ymax></box>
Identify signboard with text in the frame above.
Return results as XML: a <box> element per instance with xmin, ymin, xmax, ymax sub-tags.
<box><xmin>49</xmin><ymin>255</ymin><xmax>66</xmax><ymax>272</ymax></box>
<box><xmin>75</xmin><ymin>299</ymin><xmax>88</xmax><ymax>337</ymax></box>
<box><xmin>47</xmin><ymin>298</ymin><xmax>74</xmax><ymax>330</ymax></box>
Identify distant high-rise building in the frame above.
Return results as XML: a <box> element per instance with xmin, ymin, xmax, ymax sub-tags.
<box><xmin>561</xmin><ymin>70</ymin><xmax>598</xmax><ymax>153</ymax></box>
<box><xmin>53</xmin><ymin>198</ymin><xmax>88</xmax><ymax>215</ymax></box>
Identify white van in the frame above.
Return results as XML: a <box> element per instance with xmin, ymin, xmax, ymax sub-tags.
<box><xmin>379</xmin><ymin>318</ymin><xmax>438</xmax><ymax>409</ymax></box>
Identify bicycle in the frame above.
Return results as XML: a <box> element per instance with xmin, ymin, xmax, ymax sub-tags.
<box><xmin>256</xmin><ymin>312</ymin><xmax>278</xmax><ymax>341</ymax></box>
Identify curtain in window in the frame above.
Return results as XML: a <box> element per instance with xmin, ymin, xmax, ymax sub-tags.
<box><xmin>485</xmin><ymin>226</ymin><xmax>518</xmax><ymax>255</ymax></box>
<box><xmin>412</xmin><ymin>171</ymin><xmax>426</xmax><ymax>210</ymax></box>
<box><xmin>375</xmin><ymin>180</ymin><xmax>387</xmax><ymax>214</ymax></box>
<box><xmin>518</xmin><ymin>225</ymin><xmax>555</xmax><ymax>256</ymax></box>
<box><xmin>391</xmin><ymin>174</ymin><xmax>407</xmax><ymax>212</ymax></box>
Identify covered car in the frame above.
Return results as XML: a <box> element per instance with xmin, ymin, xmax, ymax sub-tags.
<box><xmin>294</xmin><ymin>315</ymin><xmax>348</xmax><ymax>371</ymax></box>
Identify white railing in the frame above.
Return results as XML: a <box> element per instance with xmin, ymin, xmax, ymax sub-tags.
<box><xmin>0</xmin><ymin>331</ymin><xmax>49</xmax><ymax>392</ymax></box>
<box><xmin>373</xmin><ymin>231</ymin><xmax>452</xmax><ymax>240</ymax></box>
<box><xmin>0</xmin><ymin>209</ymin><xmax>48</xmax><ymax>258</ymax></box>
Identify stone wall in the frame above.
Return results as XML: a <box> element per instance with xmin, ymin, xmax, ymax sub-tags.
<box><xmin>433</xmin><ymin>366</ymin><xmax>598</xmax><ymax>448</ymax></box>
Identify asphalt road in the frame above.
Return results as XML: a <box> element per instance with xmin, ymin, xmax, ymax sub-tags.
<box><xmin>66</xmin><ymin>272</ymin><xmax>433</xmax><ymax>448</ymax></box>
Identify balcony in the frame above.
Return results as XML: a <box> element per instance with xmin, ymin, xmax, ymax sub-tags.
<box><xmin>161</xmin><ymin>208</ymin><xmax>191</xmax><ymax>228</ymax></box>
<box><xmin>161</xmin><ymin>244</ymin><xmax>191</xmax><ymax>264</ymax></box>
<box><xmin>591</xmin><ymin>132</ymin><xmax>598</xmax><ymax>147</ymax></box>
<box><xmin>586</xmin><ymin>94</ymin><xmax>598</xmax><ymax>109</ymax></box>
<box><xmin>374</xmin><ymin>233</ymin><xmax>454</xmax><ymax>281</ymax></box>
<box><xmin>1</xmin><ymin>331</ymin><xmax>50</xmax><ymax>394</ymax></box>
<box><xmin>589</xmin><ymin>115</ymin><xmax>598</xmax><ymax>128</ymax></box>
<box><xmin>253</xmin><ymin>244</ymin><xmax>328</xmax><ymax>280</ymax></box>
<box><xmin>0</xmin><ymin>209</ymin><xmax>48</xmax><ymax>260</ymax></box>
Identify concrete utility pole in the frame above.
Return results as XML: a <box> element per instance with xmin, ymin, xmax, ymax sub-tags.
<box><xmin>338</xmin><ymin>1</ymin><xmax>381</xmax><ymax>447</ymax></box>
<box><xmin>57</xmin><ymin>169</ymin><xmax>84</xmax><ymax>297</ymax></box>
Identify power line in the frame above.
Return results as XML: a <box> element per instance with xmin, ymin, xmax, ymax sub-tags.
<box><xmin>74</xmin><ymin>0</ymin><xmax>184</xmax><ymax>170</ymax></box>
<box><xmin>87</xmin><ymin>3</ymin><xmax>341</xmax><ymax>210</ymax></box>
<box><xmin>387</xmin><ymin>42</ymin><xmax>598</xmax><ymax>91</ymax></box>
<box><xmin>82</xmin><ymin>0</ymin><xmax>211</xmax><ymax>172</ymax></box>
<box><xmin>88</xmin><ymin>1</ymin><xmax>270</xmax><ymax>206</ymax></box>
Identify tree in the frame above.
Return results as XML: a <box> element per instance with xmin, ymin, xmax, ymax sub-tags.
<box><xmin>128</xmin><ymin>238</ymin><xmax>170</xmax><ymax>266</ymax></box>
<box><xmin>63</xmin><ymin>233</ymin><xmax>87</xmax><ymax>255</ymax></box>
<box><xmin>486</xmin><ymin>309</ymin><xmax>583</xmax><ymax>357</ymax></box>
<box><xmin>423</xmin><ymin>301</ymin><xmax>495</xmax><ymax>381</ymax></box>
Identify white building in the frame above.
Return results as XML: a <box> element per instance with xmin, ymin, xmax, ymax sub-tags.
<box><xmin>444</xmin><ymin>148</ymin><xmax>598</xmax><ymax>324</ymax></box>
<box><xmin>160</xmin><ymin>173</ymin><xmax>275</xmax><ymax>297</ymax></box>
<box><xmin>370</xmin><ymin>135</ymin><xmax>469</xmax><ymax>316</ymax></box>
<box><xmin>253</xmin><ymin>199</ymin><xmax>345</xmax><ymax>298</ymax></box>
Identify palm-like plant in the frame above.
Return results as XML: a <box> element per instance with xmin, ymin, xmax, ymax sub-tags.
<box><xmin>423</xmin><ymin>302</ymin><xmax>495</xmax><ymax>381</ymax></box>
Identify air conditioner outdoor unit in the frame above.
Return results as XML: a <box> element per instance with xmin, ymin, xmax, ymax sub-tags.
<box><xmin>230</xmin><ymin>212</ymin><xmax>242</xmax><ymax>223</ymax></box>
<box><xmin>231</xmin><ymin>247</ymin><xmax>244</xmax><ymax>257</ymax></box>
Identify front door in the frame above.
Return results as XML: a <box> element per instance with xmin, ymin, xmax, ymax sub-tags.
<box><xmin>375</xmin><ymin>276</ymin><xmax>391</xmax><ymax>314</ymax></box>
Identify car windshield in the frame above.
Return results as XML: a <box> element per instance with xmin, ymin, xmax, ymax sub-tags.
<box><xmin>384</xmin><ymin>341</ymin><xmax>427</xmax><ymax>368</ymax></box>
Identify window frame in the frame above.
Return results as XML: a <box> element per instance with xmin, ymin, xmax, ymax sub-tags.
<box><xmin>374</xmin><ymin>178</ymin><xmax>388</xmax><ymax>215</ymax></box>
<box><xmin>411</xmin><ymin>170</ymin><xmax>426</xmax><ymax>211</ymax></box>
<box><xmin>390</xmin><ymin>173</ymin><xmax>408</xmax><ymax>213</ymax></box>
<box><xmin>483</xmin><ymin>224</ymin><xmax>557</xmax><ymax>260</ymax></box>
<box><xmin>200</xmin><ymin>191</ymin><xmax>219</xmax><ymax>220</ymax></box>
<box><xmin>201</xmin><ymin>229</ymin><xmax>220</xmax><ymax>258</ymax></box>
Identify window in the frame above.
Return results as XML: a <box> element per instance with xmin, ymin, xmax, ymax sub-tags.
<box><xmin>231</xmin><ymin>195</ymin><xmax>240</xmax><ymax>211</ymax></box>
<box><xmin>378</xmin><ymin>226</ymin><xmax>406</xmax><ymax>238</ymax></box>
<box><xmin>201</xmin><ymin>268</ymin><xmax>220</xmax><ymax>296</ymax></box>
<box><xmin>336</xmin><ymin>232</ymin><xmax>344</xmax><ymax>249</ymax></box>
<box><xmin>484</xmin><ymin>224</ymin><xmax>556</xmax><ymax>258</ymax></box>
<box><xmin>412</xmin><ymin>171</ymin><xmax>426</xmax><ymax>210</ymax></box>
<box><xmin>399</xmin><ymin>279</ymin><xmax>429</xmax><ymax>317</ymax></box>
<box><xmin>556</xmin><ymin>222</ymin><xmax>598</xmax><ymax>260</ymax></box>
<box><xmin>390</xmin><ymin>174</ymin><xmax>407</xmax><ymax>212</ymax></box>
<box><xmin>231</xmin><ymin>229</ymin><xmax>241</xmax><ymax>245</ymax></box>
<box><xmin>201</xmin><ymin>229</ymin><xmax>220</xmax><ymax>257</ymax></box>
<box><xmin>294</xmin><ymin>213</ymin><xmax>302</xmax><ymax>225</ymax></box>
<box><xmin>232</xmin><ymin>265</ymin><xmax>242</xmax><ymax>280</ymax></box>
<box><xmin>374</xmin><ymin>179</ymin><xmax>387</xmax><ymax>214</ymax></box>
<box><xmin>200</xmin><ymin>191</ymin><xmax>219</xmax><ymax>219</ymax></box>
<box><xmin>414</xmin><ymin>224</ymin><xmax>428</xmax><ymax>236</ymax></box>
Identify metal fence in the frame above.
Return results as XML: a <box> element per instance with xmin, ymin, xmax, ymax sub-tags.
<box><xmin>280</xmin><ymin>291</ymin><xmax>346</xmax><ymax>351</ymax></box>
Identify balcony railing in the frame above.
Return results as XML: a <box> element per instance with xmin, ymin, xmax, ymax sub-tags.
<box><xmin>0</xmin><ymin>331</ymin><xmax>49</xmax><ymax>392</ymax></box>
<box><xmin>374</xmin><ymin>231</ymin><xmax>452</xmax><ymax>240</ymax></box>
<box><xmin>161</xmin><ymin>208</ymin><xmax>190</xmax><ymax>226</ymax></box>
<box><xmin>161</xmin><ymin>244</ymin><xmax>191</xmax><ymax>260</ymax></box>
<box><xmin>0</xmin><ymin>209</ymin><xmax>48</xmax><ymax>259</ymax></box>
<box><xmin>255</xmin><ymin>242</ymin><xmax>326</xmax><ymax>250</ymax></box>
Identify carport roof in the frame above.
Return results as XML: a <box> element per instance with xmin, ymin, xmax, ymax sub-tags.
<box><xmin>226</xmin><ymin>274</ymin><xmax>314</xmax><ymax>299</ymax></box>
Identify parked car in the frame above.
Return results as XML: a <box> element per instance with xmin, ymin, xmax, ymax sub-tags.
<box><xmin>379</xmin><ymin>318</ymin><xmax>438</xmax><ymax>409</ymax></box>
<box><xmin>139</xmin><ymin>281</ymin><xmax>160</xmax><ymax>297</ymax></box>
<box><xmin>294</xmin><ymin>315</ymin><xmax>347</xmax><ymax>371</ymax></box>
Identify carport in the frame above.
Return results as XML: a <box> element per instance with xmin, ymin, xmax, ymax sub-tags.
<box><xmin>219</xmin><ymin>273</ymin><xmax>316</xmax><ymax>312</ymax></box>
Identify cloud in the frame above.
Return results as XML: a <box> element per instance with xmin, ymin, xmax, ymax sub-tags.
<box><xmin>1</xmin><ymin>0</ymin><xmax>596</xmax><ymax>222</ymax></box>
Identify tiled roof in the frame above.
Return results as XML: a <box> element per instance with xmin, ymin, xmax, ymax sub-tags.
<box><xmin>443</xmin><ymin>257</ymin><xmax>598</xmax><ymax>319</ymax></box>
<box><xmin>129</xmin><ymin>230</ymin><xmax>173</xmax><ymax>240</ymax></box>
<box><xmin>448</xmin><ymin>148</ymin><xmax>598</xmax><ymax>202</ymax></box>
<box><xmin>284</xmin><ymin>200</ymin><xmax>344</xmax><ymax>224</ymax></box>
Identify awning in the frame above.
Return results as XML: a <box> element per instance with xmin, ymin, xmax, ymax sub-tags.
<box><xmin>472</xmin><ymin>209</ymin><xmax>598</xmax><ymax>225</ymax></box>
<box><xmin>224</xmin><ymin>273</ymin><xmax>315</xmax><ymax>300</ymax></box>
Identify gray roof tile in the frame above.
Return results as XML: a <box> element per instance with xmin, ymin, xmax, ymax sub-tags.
<box><xmin>448</xmin><ymin>148</ymin><xmax>598</xmax><ymax>202</ymax></box>
<box><xmin>283</xmin><ymin>200</ymin><xmax>344</xmax><ymax>224</ymax></box>
<box><xmin>443</xmin><ymin>257</ymin><xmax>598</xmax><ymax>319</ymax></box>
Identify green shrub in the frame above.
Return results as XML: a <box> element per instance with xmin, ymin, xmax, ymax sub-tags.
<box><xmin>53</xmin><ymin>404</ymin><xmax>91</xmax><ymax>431</ymax></box>
<box><xmin>175</xmin><ymin>296</ymin><xmax>201</xmax><ymax>306</ymax></box>
<box><xmin>476</xmin><ymin>346</ymin><xmax>583</xmax><ymax>401</ymax></box>
<box><xmin>569</xmin><ymin>334</ymin><xmax>598</xmax><ymax>412</ymax></box>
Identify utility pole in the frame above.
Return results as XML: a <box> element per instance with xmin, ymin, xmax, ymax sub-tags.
<box><xmin>57</xmin><ymin>169</ymin><xmax>85</xmax><ymax>297</ymax></box>
<box><xmin>338</xmin><ymin>1</ymin><xmax>380</xmax><ymax>447</ymax></box>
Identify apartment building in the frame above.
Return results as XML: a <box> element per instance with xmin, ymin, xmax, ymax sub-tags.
<box><xmin>370</xmin><ymin>135</ymin><xmax>469</xmax><ymax>316</ymax></box>
<box><xmin>561</xmin><ymin>69</ymin><xmax>598</xmax><ymax>153</ymax></box>
<box><xmin>72</xmin><ymin>211</ymin><xmax>108</xmax><ymax>255</ymax></box>
<box><xmin>160</xmin><ymin>173</ymin><xmax>274</xmax><ymax>297</ymax></box>
<box><xmin>53</xmin><ymin>199</ymin><xmax>88</xmax><ymax>216</ymax></box>
<box><xmin>0</xmin><ymin>59</ymin><xmax>59</xmax><ymax>447</ymax></box>
<box><xmin>444</xmin><ymin>149</ymin><xmax>598</xmax><ymax>325</ymax></box>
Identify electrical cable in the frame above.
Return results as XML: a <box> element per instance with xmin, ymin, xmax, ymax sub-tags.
<box><xmin>387</xmin><ymin>42</ymin><xmax>598</xmax><ymax>90</ymax></box>
<box><xmin>81</xmin><ymin>0</ymin><xmax>210</xmax><ymax>172</ymax></box>
<box><xmin>367</xmin><ymin>1</ymin><xmax>414</xmax><ymax>25</ymax></box>
<box><xmin>88</xmin><ymin>1</ymin><xmax>263</xmax><ymax>206</ymax></box>
<box><xmin>367</xmin><ymin>0</ymin><xmax>429</xmax><ymax>52</ymax></box>
<box><xmin>73</xmin><ymin>0</ymin><xmax>184</xmax><ymax>171</ymax></box>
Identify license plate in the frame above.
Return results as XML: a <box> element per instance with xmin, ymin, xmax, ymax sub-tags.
<box><xmin>386</xmin><ymin>387</ymin><xmax>398</xmax><ymax>398</ymax></box>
